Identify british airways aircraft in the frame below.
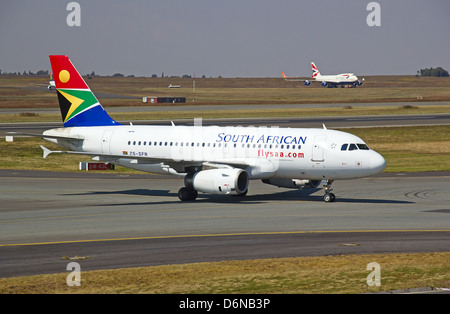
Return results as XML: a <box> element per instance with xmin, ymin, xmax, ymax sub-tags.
<box><xmin>283</xmin><ymin>62</ymin><xmax>364</xmax><ymax>88</ymax></box>
<box><xmin>18</xmin><ymin>55</ymin><xmax>385</xmax><ymax>202</ymax></box>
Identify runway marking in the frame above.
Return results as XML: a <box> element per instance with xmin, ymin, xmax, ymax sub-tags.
<box><xmin>1</xmin><ymin>229</ymin><xmax>449</xmax><ymax>247</ymax></box>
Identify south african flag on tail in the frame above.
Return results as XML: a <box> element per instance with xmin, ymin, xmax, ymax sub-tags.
<box><xmin>49</xmin><ymin>55</ymin><xmax>120</xmax><ymax>127</ymax></box>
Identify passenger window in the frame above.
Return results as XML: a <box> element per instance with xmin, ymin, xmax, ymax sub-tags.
<box><xmin>341</xmin><ymin>144</ymin><xmax>348</xmax><ymax>151</ymax></box>
<box><xmin>348</xmin><ymin>144</ymin><xmax>358</xmax><ymax>151</ymax></box>
<box><xmin>357</xmin><ymin>144</ymin><xmax>370</xmax><ymax>150</ymax></box>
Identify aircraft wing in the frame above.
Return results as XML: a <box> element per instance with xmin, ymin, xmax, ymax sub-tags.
<box><xmin>282</xmin><ymin>72</ymin><xmax>311</xmax><ymax>82</ymax></box>
<box><xmin>39</xmin><ymin>145</ymin><xmax>251</xmax><ymax>174</ymax></box>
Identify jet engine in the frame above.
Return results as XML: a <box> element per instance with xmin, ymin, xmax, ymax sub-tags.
<box><xmin>304</xmin><ymin>80</ymin><xmax>311</xmax><ymax>86</ymax></box>
<box><xmin>321</xmin><ymin>82</ymin><xmax>327</xmax><ymax>87</ymax></box>
<box><xmin>262</xmin><ymin>178</ymin><xmax>321</xmax><ymax>189</ymax></box>
<box><xmin>185</xmin><ymin>168</ymin><xmax>249</xmax><ymax>195</ymax></box>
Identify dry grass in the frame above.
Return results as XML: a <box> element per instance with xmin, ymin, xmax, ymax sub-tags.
<box><xmin>1</xmin><ymin>104</ymin><xmax>450</xmax><ymax>124</ymax></box>
<box><xmin>1</xmin><ymin>75</ymin><xmax>450</xmax><ymax>108</ymax></box>
<box><xmin>1</xmin><ymin>252</ymin><xmax>449</xmax><ymax>294</ymax></box>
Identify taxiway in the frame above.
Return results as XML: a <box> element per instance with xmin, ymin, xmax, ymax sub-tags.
<box><xmin>0</xmin><ymin>170</ymin><xmax>449</xmax><ymax>277</ymax></box>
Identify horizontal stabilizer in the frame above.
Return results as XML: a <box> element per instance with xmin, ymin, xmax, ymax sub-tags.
<box><xmin>40</xmin><ymin>145</ymin><xmax>62</xmax><ymax>159</ymax></box>
<box><xmin>6</xmin><ymin>132</ymin><xmax>84</xmax><ymax>141</ymax></box>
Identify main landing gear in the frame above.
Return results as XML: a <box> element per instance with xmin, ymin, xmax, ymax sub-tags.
<box><xmin>178</xmin><ymin>187</ymin><xmax>198</xmax><ymax>201</ymax></box>
<box><xmin>323</xmin><ymin>179</ymin><xmax>336</xmax><ymax>202</ymax></box>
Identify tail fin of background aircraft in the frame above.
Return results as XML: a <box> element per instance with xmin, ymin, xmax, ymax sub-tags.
<box><xmin>49</xmin><ymin>55</ymin><xmax>119</xmax><ymax>127</ymax></box>
<box><xmin>311</xmin><ymin>62</ymin><xmax>321</xmax><ymax>78</ymax></box>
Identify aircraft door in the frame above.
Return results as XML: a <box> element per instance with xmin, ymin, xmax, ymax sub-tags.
<box><xmin>101</xmin><ymin>130</ymin><xmax>114</xmax><ymax>154</ymax></box>
<box><xmin>312</xmin><ymin>135</ymin><xmax>326</xmax><ymax>162</ymax></box>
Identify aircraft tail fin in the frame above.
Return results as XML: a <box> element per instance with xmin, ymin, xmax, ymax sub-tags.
<box><xmin>311</xmin><ymin>62</ymin><xmax>321</xmax><ymax>78</ymax></box>
<box><xmin>49</xmin><ymin>55</ymin><xmax>119</xmax><ymax>127</ymax></box>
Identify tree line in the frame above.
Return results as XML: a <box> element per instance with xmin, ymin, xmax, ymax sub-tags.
<box><xmin>418</xmin><ymin>67</ymin><xmax>449</xmax><ymax>77</ymax></box>
<box><xmin>0</xmin><ymin>70</ymin><xmax>50</xmax><ymax>76</ymax></box>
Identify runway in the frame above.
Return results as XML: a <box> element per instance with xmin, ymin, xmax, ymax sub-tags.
<box><xmin>2</xmin><ymin>113</ymin><xmax>450</xmax><ymax>137</ymax></box>
<box><xmin>0</xmin><ymin>170</ymin><xmax>449</xmax><ymax>277</ymax></box>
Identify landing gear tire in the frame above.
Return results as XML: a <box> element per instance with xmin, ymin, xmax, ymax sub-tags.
<box><xmin>178</xmin><ymin>187</ymin><xmax>198</xmax><ymax>201</ymax></box>
<box><xmin>323</xmin><ymin>179</ymin><xmax>336</xmax><ymax>202</ymax></box>
<box><xmin>231</xmin><ymin>189</ymin><xmax>248</xmax><ymax>197</ymax></box>
<box><xmin>323</xmin><ymin>193</ymin><xmax>336</xmax><ymax>203</ymax></box>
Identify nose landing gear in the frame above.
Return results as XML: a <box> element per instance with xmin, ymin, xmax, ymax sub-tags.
<box><xmin>323</xmin><ymin>179</ymin><xmax>336</xmax><ymax>202</ymax></box>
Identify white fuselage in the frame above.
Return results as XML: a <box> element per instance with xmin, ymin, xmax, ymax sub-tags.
<box><xmin>43</xmin><ymin>124</ymin><xmax>386</xmax><ymax>181</ymax></box>
<box><xmin>314</xmin><ymin>73</ymin><xmax>358</xmax><ymax>84</ymax></box>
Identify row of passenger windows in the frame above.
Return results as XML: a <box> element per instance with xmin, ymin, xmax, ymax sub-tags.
<box><xmin>341</xmin><ymin>143</ymin><xmax>370</xmax><ymax>151</ymax></box>
<box><xmin>127</xmin><ymin>140</ymin><xmax>302</xmax><ymax>150</ymax></box>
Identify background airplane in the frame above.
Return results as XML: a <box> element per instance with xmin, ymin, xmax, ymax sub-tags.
<box><xmin>35</xmin><ymin>74</ymin><xmax>55</xmax><ymax>90</ymax></box>
<box><xmin>283</xmin><ymin>62</ymin><xmax>364</xmax><ymax>88</ymax></box>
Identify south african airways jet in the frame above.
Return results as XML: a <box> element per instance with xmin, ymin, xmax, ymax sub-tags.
<box><xmin>11</xmin><ymin>55</ymin><xmax>385</xmax><ymax>202</ymax></box>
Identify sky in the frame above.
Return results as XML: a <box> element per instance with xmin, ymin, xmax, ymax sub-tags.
<box><xmin>1</xmin><ymin>0</ymin><xmax>449</xmax><ymax>77</ymax></box>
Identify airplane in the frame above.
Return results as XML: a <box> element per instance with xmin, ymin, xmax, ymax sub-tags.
<box><xmin>36</xmin><ymin>74</ymin><xmax>56</xmax><ymax>90</ymax></box>
<box><xmin>168</xmin><ymin>84</ymin><xmax>181</xmax><ymax>88</ymax></box>
<box><xmin>283</xmin><ymin>62</ymin><xmax>364</xmax><ymax>88</ymax></box>
<box><xmin>9</xmin><ymin>55</ymin><xmax>386</xmax><ymax>203</ymax></box>
<box><xmin>48</xmin><ymin>77</ymin><xmax>55</xmax><ymax>90</ymax></box>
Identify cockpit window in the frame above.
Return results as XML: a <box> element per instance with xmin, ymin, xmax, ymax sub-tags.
<box><xmin>357</xmin><ymin>143</ymin><xmax>370</xmax><ymax>150</ymax></box>
<box><xmin>341</xmin><ymin>143</ymin><xmax>370</xmax><ymax>151</ymax></box>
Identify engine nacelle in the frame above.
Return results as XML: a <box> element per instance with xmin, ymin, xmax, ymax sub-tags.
<box><xmin>185</xmin><ymin>168</ymin><xmax>249</xmax><ymax>195</ymax></box>
<box><xmin>304</xmin><ymin>80</ymin><xmax>310</xmax><ymax>86</ymax></box>
<box><xmin>261</xmin><ymin>178</ymin><xmax>321</xmax><ymax>189</ymax></box>
<box><xmin>321</xmin><ymin>81</ymin><xmax>327</xmax><ymax>87</ymax></box>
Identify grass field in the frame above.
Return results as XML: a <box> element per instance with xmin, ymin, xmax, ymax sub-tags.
<box><xmin>1</xmin><ymin>252</ymin><xmax>449</xmax><ymax>294</ymax></box>
<box><xmin>1</xmin><ymin>75</ymin><xmax>450</xmax><ymax>109</ymax></box>
<box><xmin>2</xmin><ymin>104</ymin><xmax>450</xmax><ymax>124</ymax></box>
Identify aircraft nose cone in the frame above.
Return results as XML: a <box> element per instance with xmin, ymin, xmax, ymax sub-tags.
<box><xmin>369</xmin><ymin>153</ymin><xmax>386</xmax><ymax>173</ymax></box>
